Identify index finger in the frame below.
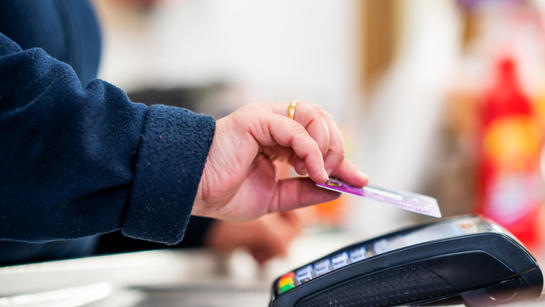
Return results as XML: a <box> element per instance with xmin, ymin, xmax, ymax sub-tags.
<box><xmin>249</xmin><ymin>112</ymin><xmax>328</xmax><ymax>182</ymax></box>
<box><xmin>269</xmin><ymin>101</ymin><xmax>331</xmax><ymax>156</ymax></box>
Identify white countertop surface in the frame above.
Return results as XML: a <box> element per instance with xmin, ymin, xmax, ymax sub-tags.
<box><xmin>0</xmin><ymin>231</ymin><xmax>361</xmax><ymax>307</ymax></box>
<box><xmin>1</xmin><ymin>229</ymin><xmax>544</xmax><ymax>307</ymax></box>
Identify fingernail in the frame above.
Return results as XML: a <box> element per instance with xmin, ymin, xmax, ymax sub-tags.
<box><xmin>322</xmin><ymin>169</ymin><xmax>329</xmax><ymax>182</ymax></box>
<box><xmin>359</xmin><ymin>170</ymin><xmax>369</xmax><ymax>181</ymax></box>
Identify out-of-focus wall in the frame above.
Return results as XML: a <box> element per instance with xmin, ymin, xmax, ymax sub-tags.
<box><xmin>348</xmin><ymin>0</ymin><xmax>462</xmax><ymax>237</ymax></box>
<box><xmin>94</xmin><ymin>0</ymin><xmax>360</xmax><ymax>118</ymax></box>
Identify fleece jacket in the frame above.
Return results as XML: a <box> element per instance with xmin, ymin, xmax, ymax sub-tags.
<box><xmin>0</xmin><ymin>0</ymin><xmax>215</xmax><ymax>264</ymax></box>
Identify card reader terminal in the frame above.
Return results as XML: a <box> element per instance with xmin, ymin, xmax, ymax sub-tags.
<box><xmin>270</xmin><ymin>215</ymin><xmax>543</xmax><ymax>306</ymax></box>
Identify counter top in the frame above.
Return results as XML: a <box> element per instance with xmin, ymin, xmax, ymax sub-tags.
<box><xmin>1</xmin><ymin>230</ymin><xmax>544</xmax><ymax>306</ymax></box>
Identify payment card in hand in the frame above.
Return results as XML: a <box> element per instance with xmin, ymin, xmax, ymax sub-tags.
<box><xmin>316</xmin><ymin>178</ymin><xmax>441</xmax><ymax>218</ymax></box>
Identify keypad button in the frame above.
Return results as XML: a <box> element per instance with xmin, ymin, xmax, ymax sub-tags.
<box><xmin>374</xmin><ymin>239</ymin><xmax>391</xmax><ymax>255</ymax></box>
<box><xmin>313</xmin><ymin>258</ymin><xmax>331</xmax><ymax>277</ymax></box>
<box><xmin>278</xmin><ymin>271</ymin><xmax>296</xmax><ymax>294</ymax></box>
<box><xmin>280</xmin><ymin>283</ymin><xmax>295</xmax><ymax>293</ymax></box>
<box><xmin>296</xmin><ymin>265</ymin><xmax>313</xmax><ymax>284</ymax></box>
<box><xmin>349</xmin><ymin>246</ymin><xmax>366</xmax><ymax>262</ymax></box>
<box><xmin>331</xmin><ymin>252</ymin><xmax>349</xmax><ymax>269</ymax></box>
<box><xmin>281</xmin><ymin>272</ymin><xmax>295</xmax><ymax>279</ymax></box>
<box><xmin>279</xmin><ymin>276</ymin><xmax>294</xmax><ymax>287</ymax></box>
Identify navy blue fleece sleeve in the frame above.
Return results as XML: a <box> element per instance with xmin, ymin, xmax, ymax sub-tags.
<box><xmin>0</xmin><ymin>33</ymin><xmax>215</xmax><ymax>245</ymax></box>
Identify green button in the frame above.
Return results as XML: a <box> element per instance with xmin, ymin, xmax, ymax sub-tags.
<box><xmin>280</xmin><ymin>283</ymin><xmax>295</xmax><ymax>293</ymax></box>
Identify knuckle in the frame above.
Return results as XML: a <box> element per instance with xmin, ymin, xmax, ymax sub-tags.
<box><xmin>332</xmin><ymin>148</ymin><xmax>345</xmax><ymax>161</ymax></box>
<box><xmin>239</xmin><ymin>104</ymin><xmax>268</xmax><ymax>123</ymax></box>
<box><xmin>310</xmin><ymin>139</ymin><xmax>322</xmax><ymax>154</ymax></box>
<box><xmin>300</xmin><ymin>101</ymin><xmax>318</xmax><ymax>114</ymax></box>
<box><xmin>311</xmin><ymin>104</ymin><xmax>322</xmax><ymax>115</ymax></box>
<box><xmin>291</xmin><ymin>122</ymin><xmax>307</xmax><ymax>136</ymax></box>
<box><xmin>232</xmin><ymin>109</ymin><xmax>248</xmax><ymax>127</ymax></box>
<box><xmin>316</xmin><ymin>106</ymin><xmax>326</xmax><ymax>117</ymax></box>
<box><xmin>298</xmin><ymin>100</ymin><xmax>310</xmax><ymax>107</ymax></box>
<box><xmin>241</xmin><ymin>103</ymin><xmax>263</xmax><ymax>115</ymax></box>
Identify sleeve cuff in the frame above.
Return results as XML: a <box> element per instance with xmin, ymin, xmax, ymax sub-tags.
<box><xmin>121</xmin><ymin>104</ymin><xmax>215</xmax><ymax>244</ymax></box>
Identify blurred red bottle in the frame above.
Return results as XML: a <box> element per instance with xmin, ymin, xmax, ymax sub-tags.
<box><xmin>477</xmin><ymin>57</ymin><xmax>543</xmax><ymax>250</ymax></box>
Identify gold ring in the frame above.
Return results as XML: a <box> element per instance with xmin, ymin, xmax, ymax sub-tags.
<box><xmin>287</xmin><ymin>100</ymin><xmax>298</xmax><ymax>119</ymax></box>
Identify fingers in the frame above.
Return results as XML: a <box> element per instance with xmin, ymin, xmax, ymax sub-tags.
<box><xmin>268</xmin><ymin>101</ymin><xmax>369</xmax><ymax>185</ymax></box>
<box><xmin>249</xmin><ymin>235</ymin><xmax>288</xmax><ymax>264</ymax></box>
<box><xmin>322</xmin><ymin>110</ymin><xmax>345</xmax><ymax>175</ymax></box>
<box><xmin>269</xmin><ymin>177</ymin><xmax>340</xmax><ymax>213</ymax></box>
<box><xmin>207</xmin><ymin>214</ymin><xmax>302</xmax><ymax>265</ymax></box>
<box><xmin>270</xmin><ymin>101</ymin><xmax>344</xmax><ymax>176</ymax></box>
<box><xmin>250</xmin><ymin>112</ymin><xmax>328</xmax><ymax>182</ymax></box>
<box><xmin>247</xmin><ymin>213</ymin><xmax>302</xmax><ymax>264</ymax></box>
<box><xmin>293</xmin><ymin>158</ymin><xmax>308</xmax><ymax>176</ymax></box>
<box><xmin>271</xmin><ymin>101</ymin><xmax>330</xmax><ymax>154</ymax></box>
<box><xmin>287</xmin><ymin>102</ymin><xmax>331</xmax><ymax>155</ymax></box>
<box><xmin>331</xmin><ymin>159</ymin><xmax>369</xmax><ymax>187</ymax></box>
<box><xmin>246</xmin><ymin>102</ymin><xmax>368</xmax><ymax>187</ymax></box>
<box><xmin>278</xmin><ymin>210</ymin><xmax>304</xmax><ymax>232</ymax></box>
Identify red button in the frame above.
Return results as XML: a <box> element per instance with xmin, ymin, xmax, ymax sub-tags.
<box><xmin>281</xmin><ymin>272</ymin><xmax>295</xmax><ymax>279</ymax></box>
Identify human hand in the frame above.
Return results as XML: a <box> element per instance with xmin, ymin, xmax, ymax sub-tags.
<box><xmin>205</xmin><ymin>211</ymin><xmax>303</xmax><ymax>264</ymax></box>
<box><xmin>192</xmin><ymin>101</ymin><xmax>368</xmax><ymax>220</ymax></box>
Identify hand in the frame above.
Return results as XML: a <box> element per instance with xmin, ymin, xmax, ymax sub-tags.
<box><xmin>193</xmin><ymin>102</ymin><xmax>368</xmax><ymax>220</ymax></box>
<box><xmin>205</xmin><ymin>212</ymin><xmax>303</xmax><ymax>264</ymax></box>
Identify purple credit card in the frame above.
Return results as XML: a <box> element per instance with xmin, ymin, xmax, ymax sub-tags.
<box><xmin>316</xmin><ymin>178</ymin><xmax>441</xmax><ymax>218</ymax></box>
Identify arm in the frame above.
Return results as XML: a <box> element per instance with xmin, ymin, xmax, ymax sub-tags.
<box><xmin>0</xmin><ymin>33</ymin><xmax>215</xmax><ymax>244</ymax></box>
<box><xmin>95</xmin><ymin>216</ymin><xmax>215</xmax><ymax>254</ymax></box>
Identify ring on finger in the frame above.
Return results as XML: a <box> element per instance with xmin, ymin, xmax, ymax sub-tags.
<box><xmin>287</xmin><ymin>100</ymin><xmax>298</xmax><ymax>120</ymax></box>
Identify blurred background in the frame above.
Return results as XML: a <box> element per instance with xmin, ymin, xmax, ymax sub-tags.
<box><xmin>93</xmin><ymin>0</ymin><xmax>545</xmax><ymax>255</ymax></box>
<box><xmin>4</xmin><ymin>0</ymin><xmax>545</xmax><ymax>305</ymax></box>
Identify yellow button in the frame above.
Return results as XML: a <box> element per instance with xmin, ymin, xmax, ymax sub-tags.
<box><xmin>279</xmin><ymin>277</ymin><xmax>294</xmax><ymax>287</ymax></box>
